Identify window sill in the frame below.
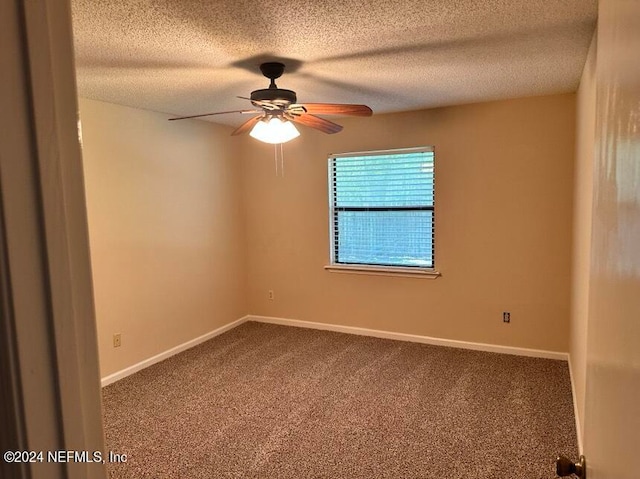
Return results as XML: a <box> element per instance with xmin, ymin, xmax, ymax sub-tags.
<box><xmin>324</xmin><ymin>264</ymin><xmax>441</xmax><ymax>279</ymax></box>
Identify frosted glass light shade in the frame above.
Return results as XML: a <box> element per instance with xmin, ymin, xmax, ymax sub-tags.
<box><xmin>249</xmin><ymin>117</ymin><xmax>300</xmax><ymax>144</ymax></box>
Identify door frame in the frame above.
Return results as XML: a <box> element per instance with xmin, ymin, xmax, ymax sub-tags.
<box><xmin>0</xmin><ymin>1</ymin><xmax>105</xmax><ymax>478</ymax></box>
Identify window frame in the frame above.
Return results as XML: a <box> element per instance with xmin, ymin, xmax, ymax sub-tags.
<box><xmin>326</xmin><ymin>147</ymin><xmax>440</xmax><ymax>278</ymax></box>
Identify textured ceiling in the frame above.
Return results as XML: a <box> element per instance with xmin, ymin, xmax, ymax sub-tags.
<box><xmin>71</xmin><ymin>0</ymin><xmax>597</xmax><ymax>127</ymax></box>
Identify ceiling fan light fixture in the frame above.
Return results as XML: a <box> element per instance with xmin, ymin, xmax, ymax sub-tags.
<box><xmin>249</xmin><ymin>117</ymin><xmax>300</xmax><ymax>144</ymax></box>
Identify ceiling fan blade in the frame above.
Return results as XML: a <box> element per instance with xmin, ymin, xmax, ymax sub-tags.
<box><xmin>237</xmin><ymin>96</ymin><xmax>280</xmax><ymax>111</ymax></box>
<box><xmin>231</xmin><ymin>115</ymin><xmax>263</xmax><ymax>136</ymax></box>
<box><xmin>287</xmin><ymin>113</ymin><xmax>343</xmax><ymax>134</ymax></box>
<box><xmin>168</xmin><ymin>109</ymin><xmax>258</xmax><ymax>121</ymax></box>
<box><xmin>292</xmin><ymin>103</ymin><xmax>373</xmax><ymax>117</ymax></box>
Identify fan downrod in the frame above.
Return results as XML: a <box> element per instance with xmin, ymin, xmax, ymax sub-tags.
<box><xmin>251</xmin><ymin>62</ymin><xmax>297</xmax><ymax>104</ymax></box>
<box><xmin>260</xmin><ymin>62</ymin><xmax>285</xmax><ymax>83</ymax></box>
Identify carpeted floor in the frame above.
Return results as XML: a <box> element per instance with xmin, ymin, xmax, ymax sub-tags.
<box><xmin>102</xmin><ymin>322</ymin><xmax>577</xmax><ymax>478</ymax></box>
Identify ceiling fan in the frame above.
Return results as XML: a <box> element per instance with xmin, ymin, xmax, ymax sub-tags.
<box><xmin>168</xmin><ymin>62</ymin><xmax>373</xmax><ymax>143</ymax></box>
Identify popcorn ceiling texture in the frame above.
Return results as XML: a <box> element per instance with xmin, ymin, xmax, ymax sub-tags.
<box><xmin>102</xmin><ymin>322</ymin><xmax>578</xmax><ymax>478</ymax></box>
<box><xmin>72</xmin><ymin>0</ymin><xmax>597</xmax><ymax>126</ymax></box>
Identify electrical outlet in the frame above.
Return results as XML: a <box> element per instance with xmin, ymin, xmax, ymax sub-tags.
<box><xmin>113</xmin><ymin>333</ymin><xmax>122</xmax><ymax>348</ymax></box>
<box><xmin>268</xmin><ymin>290</ymin><xmax>275</xmax><ymax>300</ymax></box>
<box><xmin>503</xmin><ymin>312</ymin><xmax>511</xmax><ymax>323</ymax></box>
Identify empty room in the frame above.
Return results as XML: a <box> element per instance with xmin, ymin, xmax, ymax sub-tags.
<box><xmin>1</xmin><ymin>1</ymin><xmax>638</xmax><ymax>479</ymax></box>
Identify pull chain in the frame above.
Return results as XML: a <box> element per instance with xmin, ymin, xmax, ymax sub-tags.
<box><xmin>273</xmin><ymin>143</ymin><xmax>286</xmax><ymax>177</ymax></box>
<box><xmin>274</xmin><ymin>144</ymin><xmax>278</xmax><ymax>176</ymax></box>
<box><xmin>280</xmin><ymin>143</ymin><xmax>285</xmax><ymax>177</ymax></box>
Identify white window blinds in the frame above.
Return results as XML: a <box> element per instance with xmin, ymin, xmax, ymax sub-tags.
<box><xmin>329</xmin><ymin>147</ymin><xmax>435</xmax><ymax>269</ymax></box>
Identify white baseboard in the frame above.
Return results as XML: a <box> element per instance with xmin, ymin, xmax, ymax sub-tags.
<box><xmin>102</xmin><ymin>314</ymin><xmax>570</xmax><ymax>388</ymax></box>
<box><xmin>101</xmin><ymin>316</ymin><xmax>250</xmax><ymax>387</ymax></box>
<box><xmin>567</xmin><ymin>355</ymin><xmax>584</xmax><ymax>454</ymax></box>
<box><xmin>248</xmin><ymin>315</ymin><xmax>569</xmax><ymax>361</ymax></box>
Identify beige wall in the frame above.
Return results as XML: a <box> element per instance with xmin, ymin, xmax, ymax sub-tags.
<box><xmin>79</xmin><ymin>99</ymin><xmax>246</xmax><ymax>377</ymax></box>
<box><xmin>82</xmin><ymin>93</ymin><xmax>576</xmax><ymax>378</ymax></box>
<box><xmin>569</xmin><ymin>33</ymin><xmax>596</xmax><ymax>449</ymax></box>
<box><xmin>243</xmin><ymin>94</ymin><xmax>576</xmax><ymax>352</ymax></box>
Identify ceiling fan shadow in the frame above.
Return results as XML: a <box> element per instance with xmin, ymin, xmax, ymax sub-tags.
<box><xmin>312</xmin><ymin>19</ymin><xmax>596</xmax><ymax>65</ymax></box>
<box><xmin>295</xmin><ymin>72</ymin><xmax>407</xmax><ymax>104</ymax></box>
<box><xmin>231</xmin><ymin>54</ymin><xmax>303</xmax><ymax>75</ymax></box>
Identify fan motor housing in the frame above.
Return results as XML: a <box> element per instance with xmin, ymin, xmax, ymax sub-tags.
<box><xmin>251</xmin><ymin>88</ymin><xmax>297</xmax><ymax>104</ymax></box>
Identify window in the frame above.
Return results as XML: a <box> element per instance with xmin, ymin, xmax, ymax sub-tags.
<box><xmin>328</xmin><ymin>147</ymin><xmax>436</xmax><ymax>275</ymax></box>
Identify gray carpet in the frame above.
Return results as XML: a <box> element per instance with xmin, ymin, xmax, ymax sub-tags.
<box><xmin>102</xmin><ymin>322</ymin><xmax>577</xmax><ymax>478</ymax></box>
